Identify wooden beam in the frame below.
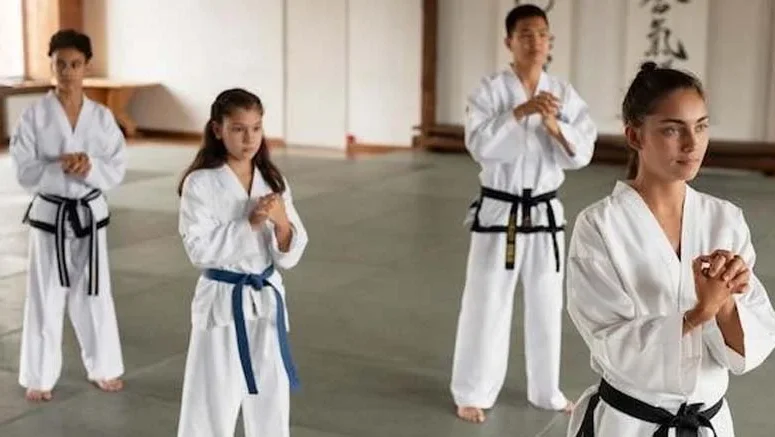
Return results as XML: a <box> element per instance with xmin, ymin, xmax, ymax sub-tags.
<box><xmin>767</xmin><ymin>0</ymin><xmax>775</xmax><ymax>141</ymax></box>
<box><xmin>59</xmin><ymin>0</ymin><xmax>83</xmax><ymax>30</ymax></box>
<box><xmin>418</xmin><ymin>125</ymin><xmax>775</xmax><ymax>174</ymax></box>
<box><xmin>23</xmin><ymin>0</ymin><xmax>83</xmax><ymax>80</ymax></box>
<box><xmin>416</xmin><ymin>0</ymin><xmax>438</xmax><ymax>148</ymax></box>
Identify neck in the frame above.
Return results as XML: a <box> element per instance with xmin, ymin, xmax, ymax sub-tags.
<box><xmin>227</xmin><ymin>157</ymin><xmax>253</xmax><ymax>174</ymax></box>
<box><xmin>55</xmin><ymin>86</ymin><xmax>83</xmax><ymax>107</ymax></box>
<box><xmin>630</xmin><ymin>172</ymin><xmax>686</xmax><ymax>214</ymax></box>
<box><xmin>511</xmin><ymin>61</ymin><xmax>543</xmax><ymax>85</ymax></box>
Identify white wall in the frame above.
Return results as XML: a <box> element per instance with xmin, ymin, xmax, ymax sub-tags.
<box><xmin>5</xmin><ymin>95</ymin><xmax>46</xmax><ymax>140</ymax></box>
<box><xmin>705</xmin><ymin>0</ymin><xmax>772</xmax><ymax>141</ymax></box>
<box><xmin>0</xmin><ymin>0</ymin><xmax>24</xmax><ymax>78</ymax></box>
<box><xmin>285</xmin><ymin>0</ymin><xmax>347</xmax><ymax>148</ymax></box>
<box><xmin>769</xmin><ymin>2</ymin><xmax>775</xmax><ymax>142</ymax></box>
<box><xmin>347</xmin><ymin>0</ymin><xmax>421</xmax><ymax>146</ymax></box>
<box><xmin>82</xmin><ymin>0</ymin><xmax>422</xmax><ymax>148</ymax></box>
<box><xmin>437</xmin><ymin>0</ymin><xmax>775</xmax><ymax>142</ymax></box>
<box><xmin>84</xmin><ymin>0</ymin><xmax>286</xmax><ymax>138</ymax></box>
<box><xmin>572</xmin><ymin>0</ymin><xmax>626</xmax><ymax>134</ymax></box>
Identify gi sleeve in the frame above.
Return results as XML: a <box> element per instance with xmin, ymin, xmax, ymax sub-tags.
<box><xmin>551</xmin><ymin>84</ymin><xmax>598</xmax><ymax>170</ymax></box>
<box><xmin>9</xmin><ymin>108</ymin><xmax>68</xmax><ymax>193</ymax></box>
<box><xmin>464</xmin><ymin>78</ymin><xmax>530</xmax><ymax>163</ymax></box>
<box><xmin>179</xmin><ymin>173</ymin><xmax>262</xmax><ymax>268</ymax></box>
<box><xmin>567</xmin><ymin>213</ymin><xmax>705</xmax><ymax>395</ymax></box>
<box><xmin>703</xmin><ymin>208</ymin><xmax>775</xmax><ymax>374</ymax></box>
<box><xmin>83</xmin><ymin>109</ymin><xmax>127</xmax><ymax>191</ymax></box>
<box><xmin>261</xmin><ymin>182</ymin><xmax>308</xmax><ymax>270</ymax></box>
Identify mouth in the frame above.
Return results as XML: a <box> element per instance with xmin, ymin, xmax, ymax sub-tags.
<box><xmin>676</xmin><ymin>159</ymin><xmax>700</xmax><ymax>165</ymax></box>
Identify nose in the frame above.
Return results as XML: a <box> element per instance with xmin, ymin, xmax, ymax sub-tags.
<box><xmin>681</xmin><ymin>131</ymin><xmax>698</xmax><ymax>153</ymax></box>
<box><xmin>244</xmin><ymin>130</ymin><xmax>259</xmax><ymax>144</ymax></box>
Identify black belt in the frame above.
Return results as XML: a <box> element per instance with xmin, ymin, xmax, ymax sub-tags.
<box><xmin>469</xmin><ymin>187</ymin><xmax>563</xmax><ymax>271</ymax></box>
<box><xmin>22</xmin><ymin>189</ymin><xmax>109</xmax><ymax>296</ymax></box>
<box><xmin>576</xmin><ymin>379</ymin><xmax>724</xmax><ymax>437</ymax></box>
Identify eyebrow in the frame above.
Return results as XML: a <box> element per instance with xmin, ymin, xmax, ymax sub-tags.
<box><xmin>658</xmin><ymin>115</ymin><xmax>709</xmax><ymax>124</ymax></box>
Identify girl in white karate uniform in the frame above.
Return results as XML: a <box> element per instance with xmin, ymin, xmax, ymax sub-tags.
<box><xmin>11</xmin><ymin>29</ymin><xmax>126</xmax><ymax>402</ymax></box>
<box><xmin>176</xmin><ymin>88</ymin><xmax>308</xmax><ymax>437</ymax></box>
<box><xmin>566</xmin><ymin>62</ymin><xmax>775</xmax><ymax>436</ymax></box>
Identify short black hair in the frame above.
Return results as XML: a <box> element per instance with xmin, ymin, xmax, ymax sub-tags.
<box><xmin>505</xmin><ymin>4</ymin><xmax>548</xmax><ymax>36</ymax></box>
<box><xmin>48</xmin><ymin>29</ymin><xmax>93</xmax><ymax>61</ymax></box>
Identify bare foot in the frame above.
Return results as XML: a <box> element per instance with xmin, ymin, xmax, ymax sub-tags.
<box><xmin>456</xmin><ymin>406</ymin><xmax>486</xmax><ymax>423</ymax></box>
<box><xmin>25</xmin><ymin>389</ymin><xmax>52</xmax><ymax>402</ymax></box>
<box><xmin>529</xmin><ymin>399</ymin><xmax>575</xmax><ymax>413</ymax></box>
<box><xmin>92</xmin><ymin>378</ymin><xmax>124</xmax><ymax>392</ymax></box>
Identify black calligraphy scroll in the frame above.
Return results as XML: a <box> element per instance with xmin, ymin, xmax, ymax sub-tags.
<box><xmin>641</xmin><ymin>0</ymin><xmax>691</xmax><ymax>68</ymax></box>
<box><xmin>514</xmin><ymin>0</ymin><xmax>555</xmax><ymax>71</ymax></box>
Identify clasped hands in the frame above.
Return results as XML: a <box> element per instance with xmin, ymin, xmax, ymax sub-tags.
<box><xmin>688</xmin><ymin>249</ymin><xmax>750</xmax><ymax>326</ymax></box>
<box><xmin>59</xmin><ymin>152</ymin><xmax>91</xmax><ymax>178</ymax></box>
<box><xmin>513</xmin><ymin>91</ymin><xmax>562</xmax><ymax>137</ymax></box>
<box><xmin>248</xmin><ymin>193</ymin><xmax>289</xmax><ymax>231</ymax></box>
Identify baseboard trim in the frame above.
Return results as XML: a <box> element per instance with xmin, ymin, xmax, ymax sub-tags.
<box><xmin>135</xmin><ymin>128</ymin><xmax>286</xmax><ymax>148</ymax></box>
<box><xmin>414</xmin><ymin>123</ymin><xmax>775</xmax><ymax>175</ymax></box>
<box><xmin>346</xmin><ymin>142</ymin><xmax>410</xmax><ymax>158</ymax></box>
<box><xmin>136</xmin><ymin>128</ymin><xmax>201</xmax><ymax>142</ymax></box>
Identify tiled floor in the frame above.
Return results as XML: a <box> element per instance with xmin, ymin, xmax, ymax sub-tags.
<box><xmin>1</xmin><ymin>142</ymin><xmax>774</xmax><ymax>436</ymax></box>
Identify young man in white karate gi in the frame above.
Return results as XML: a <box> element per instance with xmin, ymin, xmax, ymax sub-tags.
<box><xmin>450</xmin><ymin>4</ymin><xmax>598</xmax><ymax>423</ymax></box>
<box><xmin>10</xmin><ymin>29</ymin><xmax>126</xmax><ymax>401</ymax></box>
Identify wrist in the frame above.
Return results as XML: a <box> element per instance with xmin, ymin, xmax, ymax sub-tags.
<box><xmin>513</xmin><ymin>105</ymin><xmax>525</xmax><ymax>121</ymax></box>
<box><xmin>717</xmin><ymin>297</ymin><xmax>737</xmax><ymax>317</ymax></box>
<box><xmin>274</xmin><ymin>218</ymin><xmax>291</xmax><ymax>231</ymax></box>
<box><xmin>686</xmin><ymin>304</ymin><xmax>713</xmax><ymax>327</ymax></box>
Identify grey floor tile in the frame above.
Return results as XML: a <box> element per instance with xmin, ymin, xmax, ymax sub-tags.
<box><xmin>2</xmin><ymin>144</ymin><xmax>775</xmax><ymax>436</ymax></box>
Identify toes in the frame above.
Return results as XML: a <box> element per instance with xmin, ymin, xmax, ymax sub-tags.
<box><xmin>25</xmin><ymin>390</ymin><xmax>52</xmax><ymax>402</ymax></box>
<box><xmin>456</xmin><ymin>407</ymin><xmax>486</xmax><ymax>423</ymax></box>
<box><xmin>97</xmin><ymin>379</ymin><xmax>124</xmax><ymax>392</ymax></box>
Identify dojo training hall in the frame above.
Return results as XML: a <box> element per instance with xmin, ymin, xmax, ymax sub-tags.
<box><xmin>1</xmin><ymin>0</ymin><xmax>775</xmax><ymax>436</ymax></box>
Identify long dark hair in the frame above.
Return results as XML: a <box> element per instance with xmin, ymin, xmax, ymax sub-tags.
<box><xmin>621</xmin><ymin>61</ymin><xmax>705</xmax><ymax>179</ymax></box>
<box><xmin>177</xmin><ymin>88</ymin><xmax>286</xmax><ymax>196</ymax></box>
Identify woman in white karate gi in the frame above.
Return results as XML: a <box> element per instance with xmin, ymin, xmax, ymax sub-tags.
<box><xmin>10</xmin><ymin>29</ymin><xmax>126</xmax><ymax>402</ymax></box>
<box><xmin>451</xmin><ymin>4</ymin><xmax>598</xmax><ymax>423</ymax></box>
<box><xmin>176</xmin><ymin>88</ymin><xmax>308</xmax><ymax>437</ymax></box>
<box><xmin>566</xmin><ymin>62</ymin><xmax>775</xmax><ymax>437</ymax></box>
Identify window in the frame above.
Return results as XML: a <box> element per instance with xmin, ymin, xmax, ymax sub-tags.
<box><xmin>0</xmin><ymin>0</ymin><xmax>25</xmax><ymax>80</ymax></box>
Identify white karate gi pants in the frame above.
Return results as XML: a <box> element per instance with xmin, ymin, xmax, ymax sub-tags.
<box><xmin>451</xmin><ymin>229</ymin><xmax>567</xmax><ymax>410</ymax></box>
<box><xmin>177</xmin><ymin>318</ymin><xmax>290</xmax><ymax>437</ymax></box>
<box><xmin>19</xmin><ymin>228</ymin><xmax>124</xmax><ymax>391</ymax></box>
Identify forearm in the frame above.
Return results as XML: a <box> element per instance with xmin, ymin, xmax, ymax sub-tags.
<box><xmin>716</xmin><ymin>299</ymin><xmax>745</xmax><ymax>356</ymax></box>
<box><xmin>549</xmin><ymin>127</ymin><xmax>575</xmax><ymax>157</ymax></box>
<box><xmin>273</xmin><ymin>220</ymin><xmax>293</xmax><ymax>253</ymax></box>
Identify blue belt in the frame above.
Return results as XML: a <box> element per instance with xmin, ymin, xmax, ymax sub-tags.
<box><xmin>203</xmin><ymin>265</ymin><xmax>300</xmax><ymax>394</ymax></box>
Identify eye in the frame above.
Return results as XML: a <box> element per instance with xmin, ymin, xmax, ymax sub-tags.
<box><xmin>695</xmin><ymin>123</ymin><xmax>709</xmax><ymax>133</ymax></box>
<box><xmin>661</xmin><ymin>126</ymin><xmax>679</xmax><ymax>136</ymax></box>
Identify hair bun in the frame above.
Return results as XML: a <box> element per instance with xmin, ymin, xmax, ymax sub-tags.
<box><xmin>639</xmin><ymin>61</ymin><xmax>658</xmax><ymax>73</ymax></box>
